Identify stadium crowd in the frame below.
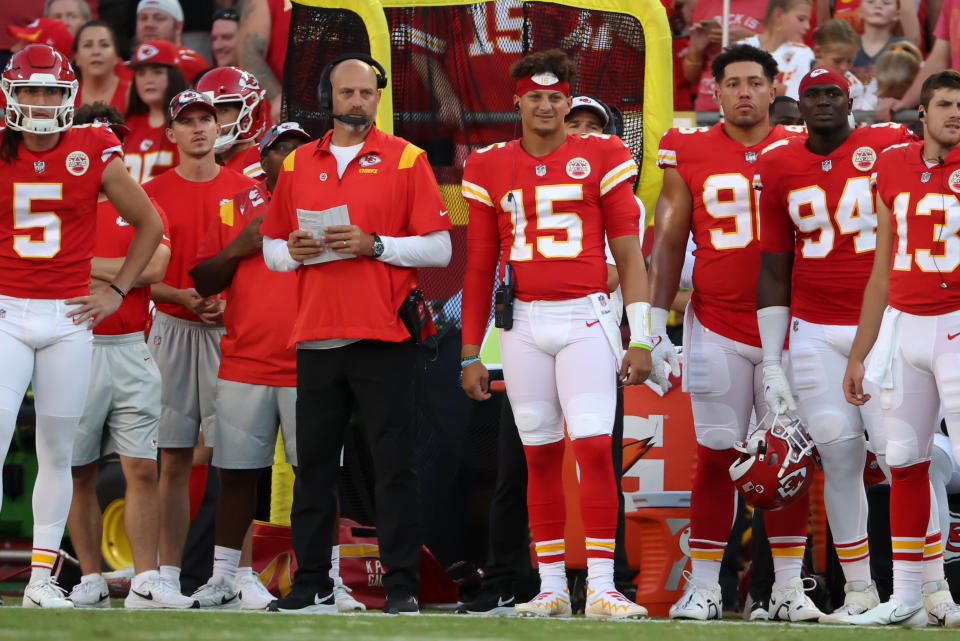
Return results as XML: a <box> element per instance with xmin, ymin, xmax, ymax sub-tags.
<box><xmin>2</xmin><ymin>0</ymin><xmax>960</xmax><ymax>630</ymax></box>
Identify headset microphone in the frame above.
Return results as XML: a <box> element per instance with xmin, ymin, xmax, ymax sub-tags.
<box><xmin>939</xmin><ymin>156</ymin><xmax>945</xmax><ymax>165</ymax></box>
<box><xmin>332</xmin><ymin>113</ymin><xmax>369</xmax><ymax>126</ymax></box>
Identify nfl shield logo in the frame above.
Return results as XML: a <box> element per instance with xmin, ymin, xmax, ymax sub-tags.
<box><xmin>535</xmin><ymin>164</ymin><xmax>547</xmax><ymax>177</ymax></box>
<box><xmin>34</xmin><ymin>161</ymin><xmax>45</xmax><ymax>174</ymax></box>
<box><xmin>821</xmin><ymin>159</ymin><xmax>832</xmax><ymax>172</ymax></box>
<box><xmin>745</xmin><ymin>151</ymin><xmax>757</xmax><ymax>163</ymax></box>
<box><xmin>922</xmin><ymin>172</ymin><xmax>932</xmax><ymax>183</ymax></box>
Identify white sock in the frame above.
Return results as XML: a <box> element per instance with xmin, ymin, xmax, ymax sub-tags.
<box><xmin>329</xmin><ymin>545</ymin><xmax>340</xmax><ymax>581</ymax></box>
<box><xmin>133</xmin><ymin>569</ymin><xmax>159</xmax><ymax>591</ymax></box>
<box><xmin>211</xmin><ymin>545</ymin><xmax>241</xmax><ymax>584</ymax></box>
<box><xmin>586</xmin><ymin>557</ymin><xmax>615</xmax><ymax>593</ymax></box>
<box><xmin>772</xmin><ymin>555</ymin><xmax>803</xmax><ymax>591</ymax></box>
<box><xmin>691</xmin><ymin>559</ymin><xmax>722</xmax><ymax>587</ymax></box>
<box><xmin>538</xmin><ymin>561</ymin><xmax>567</xmax><ymax>594</ymax></box>
<box><xmin>159</xmin><ymin>565</ymin><xmax>181</xmax><ymax>589</ymax></box>
<box><xmin>893</xmin><ymin>560</ymin><xmax>923</xmax><ymax>608</ymax></box>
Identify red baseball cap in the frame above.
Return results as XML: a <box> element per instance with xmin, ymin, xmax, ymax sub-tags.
<box><xmin>7</xmin><ymin>18</ymin><xmax>74</xmax><ymax>61</ymax></box>
<box><xmin>176</xmin><ymin>47</ymin><xmax>209</xmax><ymax>84</ymax></box>
<box><xmin>798</xmin><ymin>67</ymin><xmax>850</xmax><ymax>99</ymax></box>
<box><xmin>128</xmin><ymin>39</ymin><xmax>180</xmax><ymax>69</ymax></box>
<box><xmin>169</xmin><ymin>89</ymin><xmax>216</xmax><ymax>121</ymax></box>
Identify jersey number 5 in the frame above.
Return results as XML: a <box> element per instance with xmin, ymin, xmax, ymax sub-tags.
<box><xmin>501</xmin><ymin>185</ymin><xmax>585</xmax><ymax>261</ymax></box>
<box><xmin>13</xmin><ymin>183</ymin><xmax>63</xmax><ymax>258</ymax></box>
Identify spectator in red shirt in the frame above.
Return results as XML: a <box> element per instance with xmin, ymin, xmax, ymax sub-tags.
<box><xmin>236</xmin><ymin>0</ymin><xmax>290</xmax><ymax>119</ymax></box>
<box><xmin>73</xmin><ymin>20</ymin><xmax>130</xmax><ymax>112</ymax></box>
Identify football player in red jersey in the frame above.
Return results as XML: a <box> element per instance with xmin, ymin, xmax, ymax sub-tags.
<box><xmin>195</xmin><ymin>66</ymin><xmax>268</xmax><ymax>180</ymax></box>
<box><xmin>754</xmin><ymin>66</ymin><xmax>925</xmax><ymax>622</ymax></box>
<box><xmin>460</xmin><ymin>50</ymin><xmax>653</xmax><ymax>619</ymax></box>
<box><xmin>144</xmin><ymin>89</ymin><xmax>255</xmax><ymax>600</ymax></box>
<box><xmin>0</xmin><ymin>44</ymin><xmax>163</xmax><ymax>609</ymax></box>
<box><xmin>843</xmin><ymin>70</ymin><xmax>960</xmax><ymax>628</ymax></box>
<box><xmin>650</xmin><ymin>44</ymin><xmax>816</xmax><ymax>622</ymax></box>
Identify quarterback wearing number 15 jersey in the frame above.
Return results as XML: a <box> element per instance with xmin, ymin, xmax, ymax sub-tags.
<box><xmin>657</xmin><ymin>123</ymin><xmax>796</xmax><ymax>346</ymax></box>
<box><xmin>756</xmin><ymin>123</ymin><xmax>916</xmax><ymax>325</ymax></box>
<box><xmin>459</xmin><ymin>133</ymin><xmax>642</xmax><ymax>346</ymax></box>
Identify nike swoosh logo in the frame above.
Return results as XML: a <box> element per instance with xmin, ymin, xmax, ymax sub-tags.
<box><xmin>949</xmin><ymin>332</ymin><xmax>960</xmax><ymax>340</ymax></box>
<box><xmin>27</xmin><ymin>596</ymin><xmax>41</xmax><ymax>606</ymax></box>
<box><xmin>99</xmin><ymin>592</ymin><xmax>108</xmax><ymax>601</ymax></box>
<box><xmin>888</xmin><ymin>607</ymin><xmax>920</xmax><ymax>623</ymax></box>
<box><xmin>586</xmin><ymin>320</ymin><xmax>600</xmax><ymax>327</ymax></box>
<box><xmin>131</xmin><ymin>589</ymin><xmax>153</xmax><ymax>600</ymax></box>
<box><xmin>440</xmin><ymin>211</ymin><xmax>448</xmax><ymax>216</ymax></box>
<box><xmin>498</xmin><ymin>597</ymin><xmax>514</xmax><ymax>607</ymax></box>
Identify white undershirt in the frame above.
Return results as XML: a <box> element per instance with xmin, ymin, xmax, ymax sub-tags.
<box><xmin>329</xmin><ymin>142</ymin><xmax>364</xmax><ymax>178</ymax></box>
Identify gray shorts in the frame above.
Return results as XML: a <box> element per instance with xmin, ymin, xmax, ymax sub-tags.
<box><xmin>210</xmin><ymin>379</ymin><xmax>297</xmax><ymax>469</ymax></box>
<box><xmin>74</xmin><ymin>332</ymin><xmax>160</xmax><ymax>466</ymax></box>
<box><xmin>147</xmin><ymin>312</ymin><xmax>224</xmax><ymax>449</ymax></box>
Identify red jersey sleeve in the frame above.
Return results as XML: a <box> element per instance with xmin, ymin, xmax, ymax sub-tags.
<box><xmin>756</xmin><ymin>141</ymin><xmax>796</xmax><ymax>253</ymax></box>
<box><xmin>403</xmin><ymin>146</ymin><xmax>453</xmax><ymax>235</ymax></box>
<box><xmin>460</xmin><ymin>152</ymin><xmax>500</xmax><ymax>347</ymax></box>
<box><xmin>596</xmin><ymin>135</ymin><xmax>641</xmax><ymax>239</ymax></box>
<box><xmin>261</xmin><ymin>150</ymin><xmax>297</xmax><ymax>241</ymax></box>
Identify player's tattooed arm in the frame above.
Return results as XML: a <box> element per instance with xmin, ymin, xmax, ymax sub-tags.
<box><xmin>236</xmin><ymin>0</ymin><xmax>282</xmax><ymax>115</ymax></box>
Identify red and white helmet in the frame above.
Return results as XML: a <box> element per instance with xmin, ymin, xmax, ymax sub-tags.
<box><xmin>729</xmin><ymin>413</ymin><xmax>819</xmax><ymax>511</ymax></box>
<box><xmin>2</xmin><ymin>44</ymin><xmax>78</xmax><ymax>134</ymax></box>
<box><xmin>195</xmin><ymin>66</ymin><xmax>266</xmax><ymax>153</ymax></box>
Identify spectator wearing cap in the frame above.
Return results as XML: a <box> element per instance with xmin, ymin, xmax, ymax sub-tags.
<box><xmin>0</xmin><ymin>0</ymin><xmax>45</xmax><ymax>69</ymax></box>
<box><xmin>176</xmin><ymin>46</ymin><xmax>210</xmax><ymax>85</ymax></box>
<box><xmin>210</xmin><ymin>7</ymin><xmax>240</xmax><ymax>68</ymax></box>
<box><xmin>142</xmin><ymin>89</ymin><xmax>255</xmax><ymax>602</ymax></box>
<box><xmin>124</xmin><ymin>40</ymin><xmax>187</xmax><ymax>184</ymax></box>
<box><xmin>8</xmin><ymin>18</ymin><xmax>74</xmax><ymax>61</ymax></box>
<box><xmin>566</xmin><ymin>95</ymin><xmax>610</xmax><ymax>134</ymax></box>
<box><xmin>136</xmin><ymin>0</ymin><xmax>184</xmax><ymax>47</ymax></box>
<box><xmin>44</xmin><ymin>0</ymin><xmax>92</xmax><ymax>37</ymax></box>
<box><xmin>73</xmin><ymin>20</ymin><xmax>130</xmax><ymax>112</ymax></box>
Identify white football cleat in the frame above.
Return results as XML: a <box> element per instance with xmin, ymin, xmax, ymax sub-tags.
<box><xmin>669</xmin><ymin>575</ymin><xmax>721</xmax><ymax>620</ymax></box>
<box><xmin>585</xmin><ymin>587</ymin><xmax>648</xmax><ymax>619</ymax></box>
<box><xmin>68</xmin><ymin>574</ymin><xmax>110</xmax><ymax>608</ymax></box>
<box><xmin>923</xmin><ymin>580</ymin><xmax>960</xmax><ymax>627</ymax></box>
<box><xmin>514</xmin><ymin>589</ymin><xmax>572</xmax><ymax>617</ymax></box>
<box><xmin>769</xmin><ymin>577</ymin><xmax>823</xmax><ymax>622</ymax></box>
<box><xmin>192</xmin><ymin>575</ymin><xmax>239</xmax><ymax>609</ymax></box>
<box><xmin>124</xmin><ymin>572</ymin><xmax>199</xmax><ymax>609</ymax></box>
<box><xmin>234</xmin><ymin>570</ymin><xmax>275</xmax><ymax>610</ymax></box>
<box><xmin>333</xmin><ymin>577</ymin><xmax>366</xmax><ymax>612</ymax></box>
<box><xmin>819</xmin><ymin>581</ymin><xmax>880</xmax><ymax>623</ymax></box>
<box><xmin>23</xmin><ymin>577</ymin><xmax>74</xmax><ymax>609</ymax></box>
<box><xmin>844</xmin><ymin>599</ymin><xmax>927</xmax><ymax>627</ymax></box>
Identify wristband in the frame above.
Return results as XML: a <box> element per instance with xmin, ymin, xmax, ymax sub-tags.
<box><xmin>629</xmin><ymin>342</ymin><xmax>652</xmax><ymax>351</ymax></box>
<box><xmin>626</xmin><ymin>301</ymin><xmax>652</xmax><ymax>348</ymax></box>
<box><xmin>651</xmin><ymin>307</ymin><xmax>670</xmax><ymax>334</ymax></box>
<box><xmin>109</xmin><ymin>283</ymin><xmax>126</xmax><ymax>300</ymax></box>
<box><xmin>460</xmin><ymin>356</ymin><xmax>481</xmax><ymax>369</ymax></box>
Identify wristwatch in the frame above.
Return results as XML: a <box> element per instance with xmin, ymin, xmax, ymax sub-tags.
<box><xmin>371</xmin><ymin>232</ymin><xmax>384</xmax><ymax>258</ymax></box>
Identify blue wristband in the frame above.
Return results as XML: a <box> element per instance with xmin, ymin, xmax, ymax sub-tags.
<box><xmin>460</xmin><ymin>356</ymin><xmax>481</xmax><ymax>369</ymax></box>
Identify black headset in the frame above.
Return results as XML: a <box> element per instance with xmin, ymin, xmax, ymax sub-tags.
<box><xmin>317</xmin><ymin>52</ymin><xmax>388</xmax><ymax>113</ymax></box>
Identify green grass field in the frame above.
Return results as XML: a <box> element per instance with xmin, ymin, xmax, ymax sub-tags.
<box><xmin>0</xmin><ymin>606</ymin><xmax>953</xmax><ymax>641</ymax></box>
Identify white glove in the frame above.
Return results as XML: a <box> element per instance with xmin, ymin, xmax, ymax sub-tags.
<box><xmin>762</xmin><ymin>363</ymin><xmax>797</xmax><ymax>414</ymax></box>
<box><xmin>648</xmin><ymin>334</ymin><xmax>681</xmax><ymax>391</ymax></box>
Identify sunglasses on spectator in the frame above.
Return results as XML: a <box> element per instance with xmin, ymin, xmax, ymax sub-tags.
<box><xmin>212</xmin><ymin>8</ymin><xmax>239</xmax><ymax>22</ymax></box>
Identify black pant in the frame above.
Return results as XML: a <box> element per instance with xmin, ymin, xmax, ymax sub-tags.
<box><xmin>291</xmin><ymin>341</ymin><xmax>421</xmax><ymax>597</ymax></box>
<box><xmin>483</xmin><ymin>387</ymin><xmax>633</xmax><ymax>592</ymax></box>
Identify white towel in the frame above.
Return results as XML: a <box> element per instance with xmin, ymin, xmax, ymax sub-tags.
<box><xmin>587</xmin><ymin>292</ymin><xmax>625</xmax><ymax>367</ymax></box>
<box><xmin>865</xmin><ymin>306</ymin><xmax>903</xmax><ymax>389</ymax></box>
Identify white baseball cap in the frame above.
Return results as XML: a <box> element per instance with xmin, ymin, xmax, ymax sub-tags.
<box><xmin>568</xmin><ymin>95</ymin><xmax>609</xmax><ymax>127</ymax></box>
<box><xmin>137</xmin><ymin>0</ymin><xmax>184</xmax><ymax>22</ymax></box>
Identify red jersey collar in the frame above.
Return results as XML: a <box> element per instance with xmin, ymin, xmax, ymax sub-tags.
<box><xmin>314</xmin><ymin>125</ymin><xmax>384</xmax><ymax>157</ymax></box>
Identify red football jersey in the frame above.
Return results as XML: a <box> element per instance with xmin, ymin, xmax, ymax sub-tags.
<box><xmin>658</xmin><ymin>123</ymin><xmax>797</xmax><ymax>346</ymax></box>
<box><xmin>144</xmin><ymin>166</ymin><xmax>255</xmax><ymax>321</ymax></box>
<box><xmin>195</xmin><ymin>181</ymin><xmax>297</xmax><ymax>386</ymax></box>
<box><xmin>223</xmin><ymin>144</ymin><xmax>265</xmax><ymax>181</ymax></box>
<box><xmin>460</xmin><ymin>133</ymin><xmax>641</xmax><ymax>346</ymax></box>
<box><xmin>0</xmin><ymin>124</ymin><xmax>122</xmax><ymax>299</ymax></box>
<box><xmin>874</xmin><ymin>141</ymin><xmax>960</xmax><ymax>315</ymax></box>
<box><xmin>94</xmin><ymin>198</ymin><xmax>171</xmax><ymax>335</ymax></box>
<box><xmin>403</xmin><ymin>2</ymin><xmax>523</xmax><ymax>145</ymax></box>
<box><xmin>756</xmin><ymin>124</ymin><xmax>916</xmax><ymax>325</ymax></box>
<box><xmin>123</xmin><ymin>113</ymin><xmax>179</xmax><ymax>184</ymax></box>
